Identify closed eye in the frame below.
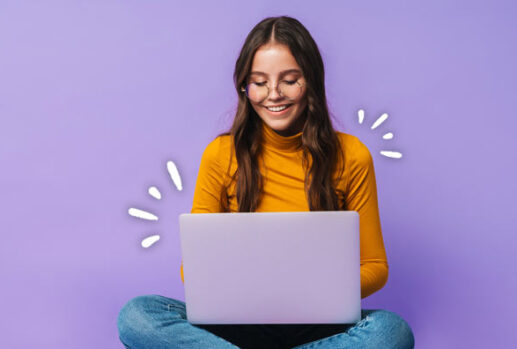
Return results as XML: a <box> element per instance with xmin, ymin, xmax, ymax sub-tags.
<box><xmin>251</xmin><ymin>80</ymin><xmax>297</xmax><ymax>86</ymax></box>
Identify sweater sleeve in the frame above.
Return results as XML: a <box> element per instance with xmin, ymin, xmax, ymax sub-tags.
<box><xmin>190</xmin><ymin>137</ymin><xmax>226</xmax><ymax>214</ymax></box>
<box><xmin>181</xmin><ymin>137</ymin><xmax>226</xmax><ymax>283</ymax></box>
<box><xmin>345</xmin><ymin>138</ymin><xmax>389</xmax><ymax>298</ymax></box>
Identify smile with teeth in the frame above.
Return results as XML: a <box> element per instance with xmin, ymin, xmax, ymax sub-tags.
<box><xmin>266</xmin><ymin>104</ymin><xmax>292</xmax><ymax>112</ymax></box>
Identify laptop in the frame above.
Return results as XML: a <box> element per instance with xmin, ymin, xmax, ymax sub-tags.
<box><xmin>179</xmin><ymin>211</ymin><xmax>361</xmax><ymax>325</ymax></box>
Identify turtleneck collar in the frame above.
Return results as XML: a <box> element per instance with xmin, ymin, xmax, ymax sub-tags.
<box><xmin>261</xmin><ymin>120</ymin><xmax>303</xmax><ymax>152</ymax></box>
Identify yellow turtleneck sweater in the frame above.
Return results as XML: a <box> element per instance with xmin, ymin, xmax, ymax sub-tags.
<box><xmin>181</xmin><ymin>121</ymin><xmax>388</xmax><ymax>299</ymax></box>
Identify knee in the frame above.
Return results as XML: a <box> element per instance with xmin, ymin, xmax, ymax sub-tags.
<box><xmin>364</xmin><ymin>309</ymin><xmax>415</xmax><ymax>348</ymax></box>
<box><xmin>117</xmin><ymin>295</ymin><xmax>169</xmax><ymax>344</ymax></box>
<box><xmin>117</xmin><ymin>296</ymin><xmax>148</xmax><ymax>342</ymax></box>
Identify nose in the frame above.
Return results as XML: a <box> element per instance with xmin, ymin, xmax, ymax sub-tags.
<box><xmin>267</xmin><ymin>81</ymin><xmax>283</xmax><ymax>101</ymax></box>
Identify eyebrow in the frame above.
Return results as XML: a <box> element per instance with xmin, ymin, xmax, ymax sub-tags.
<box><xmin>249</xmin><ymin>69</ymin><xmax>302</xmax><ymax>77</ymax></box>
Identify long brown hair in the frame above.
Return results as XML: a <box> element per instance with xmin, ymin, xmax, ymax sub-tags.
<box><xmin>220</xmin><ymin>16</ymin><xmax>345</xmax><ymax>212</ymax></box>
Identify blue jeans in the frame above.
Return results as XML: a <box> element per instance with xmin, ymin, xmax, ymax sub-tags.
<box><xmin>117</xmin><ymin>295</ymin><xmax>414</xmax><ymax>348</ymax></box>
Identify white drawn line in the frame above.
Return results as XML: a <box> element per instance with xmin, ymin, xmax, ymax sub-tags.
<box><xmin>128</xmin><ymin>208</ymin><xmax>159</xmax><ymax>221</ymax></box>
<box><xmin>380</xmin><ymin>150</ymin><xmax>402</xmax><ymax>159</ymax></box>
<box><xmin>358</xmin><ymin>109</ymin><xmax>365</xmax><ymax>124</ymax></box>
<box><xmin>141</xmin><ymin>234</ymin><xmax>160</xmax><ymax>248</ymax></box>
<box><xmin>148</xmin><ymin>186</ymin><xmax>162</xmax><ymax>200</ymax></box>
<box><xmin>167</xmin><ymin>160</ymin><xmax>183</xmax><ymax>191</ymax></box>
<box><xmin>382</xmin><ymin>132</ymin><xmax>394</xmax><ymax>140</ymax></box>
<box><xmin>371</xmin><ymin>113</ymin><xmax>388</xmax><ymax>130</ymax></box>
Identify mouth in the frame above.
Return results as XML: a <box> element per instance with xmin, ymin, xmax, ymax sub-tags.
<box><xmin>264</xmin><ymin>104</ymin><xmax>293</xmax><ymax>113</ymax></box>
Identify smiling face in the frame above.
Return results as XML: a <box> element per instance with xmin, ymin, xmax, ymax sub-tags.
<box><xmin>247</xmin><ymin>42</ymin><xmax>307</xmax><ymax>136</ymax></box>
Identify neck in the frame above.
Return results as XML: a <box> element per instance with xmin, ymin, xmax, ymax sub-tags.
<box><xmin>261</xmin><ymin>120</ymin><xmax>303</xmax><ymax>152</ymax></box>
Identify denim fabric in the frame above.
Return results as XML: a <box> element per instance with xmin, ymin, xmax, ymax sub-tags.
<box><xmin>117</xmin><ymin>295</ymin><xmax>414</xmax><ymax>348</ymax></box>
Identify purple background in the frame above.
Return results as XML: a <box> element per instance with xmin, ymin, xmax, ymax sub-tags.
<box><xmin>1</xmin><ymin>1</ymin><xmax>515</xmax><ymax>348</ymax></box>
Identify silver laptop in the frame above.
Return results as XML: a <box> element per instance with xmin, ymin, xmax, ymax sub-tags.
<box><xmin>179</xmin><ymin>211</ymin><xmax>361</xmax><ymax>325</ymax></box>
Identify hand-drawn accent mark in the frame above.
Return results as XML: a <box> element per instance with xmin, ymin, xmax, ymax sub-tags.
<box><xmin>127</xmin><ymin>160</ymin><xmax>183</xmax><ymax>248</ymax></box>
<box><xmin>148</xmin><ymin>186</ymin><xmax>162</xmax><ymax>200</ymax></box>
<box><xmin>141</xmin><ymin>234</ymin><xmax>160</xmax><ymax>248</ymax></box>
<box><xmin>128</xmin><ymin>208</ymin><xmax>159</xmax><ymax>221</ymax></box>
<box><xmin>357</xmin><ymin>109</ymin><xmax>403</xmax><ymax>159</ymax></box>
<box><xmin>167</xmin><ymin>161</ymin><xmax>183</xmax><ymax>191</ymax></box>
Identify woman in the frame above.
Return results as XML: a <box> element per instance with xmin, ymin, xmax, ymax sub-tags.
<box><xmin>118</xmin><ymin>16</ymin><xmax>415</xmax><ymax>348</ymax></box>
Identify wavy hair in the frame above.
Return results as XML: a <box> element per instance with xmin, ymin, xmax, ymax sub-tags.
<box><xmin>220</xmin><ymin>16</ymin><xmax>345</xmax><ymax>212</ymax></box>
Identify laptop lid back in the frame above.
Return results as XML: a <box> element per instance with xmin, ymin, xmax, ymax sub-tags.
<box><xmin>179</xmin><ymin>211</ymin><xmax>361</xmax><ymax>324</ymax></box>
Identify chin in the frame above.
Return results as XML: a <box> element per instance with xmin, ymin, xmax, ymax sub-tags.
<box><xmin>263</xmin><ymin>118</ymin><xmax>293</xmax><ymax>131</ymax></box>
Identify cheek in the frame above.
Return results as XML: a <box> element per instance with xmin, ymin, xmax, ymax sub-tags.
<box><xmin>300</xmin><ymin>95</ymin><xmax>308</xmax><ymax>109</ymax></box>
<box><xmin>293</xmin><ymin>98</ymin><xmax>308</xmax><ymax>115</ymax></box>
